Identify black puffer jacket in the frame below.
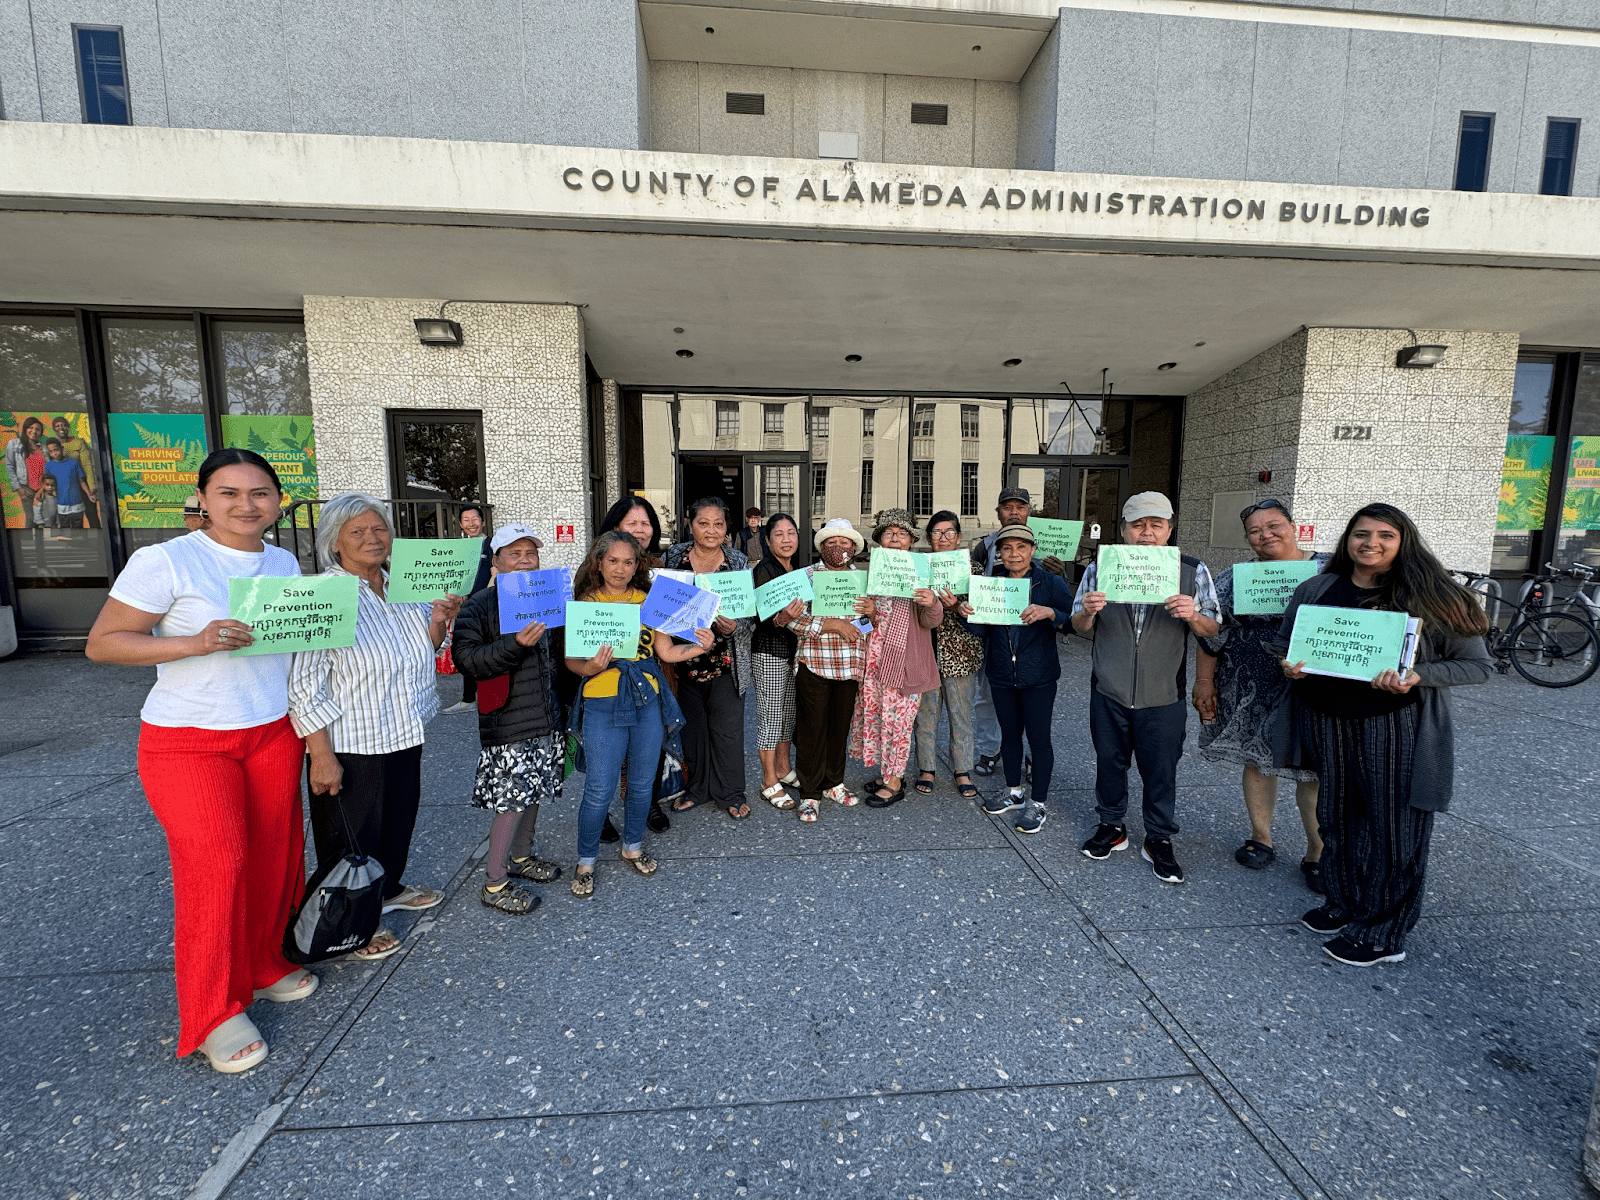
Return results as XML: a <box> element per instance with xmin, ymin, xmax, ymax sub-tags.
<box><xmin>451</xmin><ymin>583</ymin><xmax>565</xmax><ymax>748</ymax></box>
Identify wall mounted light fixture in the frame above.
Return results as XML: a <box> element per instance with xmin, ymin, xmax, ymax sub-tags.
<box><xmin>1396</xmin><ymin>344</ymin><xmax>1448</xmax><ymax>368</ymax></box>
<box><xmin>414</xmin><ymin>318</ymin><xmax>464</xmax><ymax>346</ymax></box>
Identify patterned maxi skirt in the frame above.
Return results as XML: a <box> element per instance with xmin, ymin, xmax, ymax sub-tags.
<box><xmin>848</xmin><ymin>631</ymin><xmax>924</xmax><ymax>779</ymax></box>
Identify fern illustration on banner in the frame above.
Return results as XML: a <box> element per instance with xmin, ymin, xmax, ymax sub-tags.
<box><xmin>107</xmin><ymin>413</ymin><xmax>208</xmax><ymax>528</ymax></box>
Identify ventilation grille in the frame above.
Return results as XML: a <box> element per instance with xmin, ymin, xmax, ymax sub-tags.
<box><xmin>910</xmin><ymin>103</ymin><xmax>948</xmax><ymax>126</ymax></box>
<box><xmin>726</xmin><ymin>92</ymin><xmax>766</xmax><ymax>115</ymax></box>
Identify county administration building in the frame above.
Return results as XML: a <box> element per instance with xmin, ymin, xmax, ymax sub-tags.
<box><xmin>1</xmin><ymin>0</ymin><xmax>1597</xmax><ymax>646</ymax></box>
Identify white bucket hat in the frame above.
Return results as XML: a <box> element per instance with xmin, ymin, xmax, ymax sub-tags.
<box><xmin>813</xmin><ymin>517</ymin><xmax>865</xmax><ymax>555</ymax></box>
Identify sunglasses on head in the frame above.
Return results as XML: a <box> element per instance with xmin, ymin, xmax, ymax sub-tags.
<box><xmin>1239</xmin><ymin>499</ymin><xmax>1289</xmax><ymax>523</ymax></box>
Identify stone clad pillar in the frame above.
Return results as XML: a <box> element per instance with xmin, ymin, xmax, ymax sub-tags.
<box><xmin>302</xmin><ymin>297</ymin><xmax>593</xmax><ymax>567</ymax></box>
<box><xmin>1177</xmin><ymin>327</ymin><xmax>1516</xmax><ymax>573</ymax></box>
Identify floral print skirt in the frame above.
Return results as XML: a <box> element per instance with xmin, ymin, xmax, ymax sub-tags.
<box><xmin>471</xmin><ymin>734</ymin><xmax>564</xmax><ymax>814</ymax></box>
<box><xmin>849</xmin><ymin>671</ymin><xmax>923</xmax><ymax>779</ymax></box>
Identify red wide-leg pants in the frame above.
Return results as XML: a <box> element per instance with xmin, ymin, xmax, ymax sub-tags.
<box><xmin>138</xmin><ymin>716</ymin><xmax>307</xmax><ymax>1057</ymax></box>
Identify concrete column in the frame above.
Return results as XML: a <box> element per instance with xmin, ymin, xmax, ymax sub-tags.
<box><xmin>302</xmin><ymin>297</ymin><xmax>592</xmax><ymax>568</ymax></box>
<box><xmin>1177</xmin><ymin>327</ymin><xmax>1516</xmax><ymax>572</ymax></box>
<box><xmin>601</xmin><ymin>378</ymin><xmax>624</xmax><ymax>511</ymax></box>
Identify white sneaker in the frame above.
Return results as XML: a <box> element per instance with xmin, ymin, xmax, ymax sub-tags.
<box><xmin>440</xmin><ymin>701</ymin><xmax>476</xmax><ymax>715</ymax></box>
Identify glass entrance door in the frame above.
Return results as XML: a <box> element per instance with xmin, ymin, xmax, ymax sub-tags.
<box><xmin>385</xmin><ymin>409</ymin><xmax>486</xmax><ymax>538</ymax></box>
<box><xmin>1008</xmin><ymin>459</ymin><xmax>1128</xmax><ymax>578</ymax></box>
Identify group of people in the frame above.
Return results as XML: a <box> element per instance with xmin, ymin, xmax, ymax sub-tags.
<box><xmin>4</xmin><ymin>414</ymin><xmax>99</xmax><ymax>530</ymax></box>
<box><xmin>84</xmin><ymin>446</ymin><xmax>1491</xmax><ymax>1076</ymax></box>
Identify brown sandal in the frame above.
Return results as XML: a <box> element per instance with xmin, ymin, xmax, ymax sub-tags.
<box><xmin>620</xmin><ymin>851</ymin><xmax>659</xmax><ymax>877</ymax></box>
<box><xmin>570</xmin><ymin>869</ymin><xmax>595</xmax><ymax>898</ymax></box>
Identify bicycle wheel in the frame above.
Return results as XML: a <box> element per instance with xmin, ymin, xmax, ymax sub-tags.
<box><xmin>1506</xmin><ymin>611</ymin><xmax>1600</xmax><ymax>687</ymax></box>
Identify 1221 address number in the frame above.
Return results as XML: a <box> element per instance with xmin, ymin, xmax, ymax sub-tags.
<box><xmin>1332</xmin><ymin>425</ymin><xmax>1373</xmax><ymax>441</ymax></box>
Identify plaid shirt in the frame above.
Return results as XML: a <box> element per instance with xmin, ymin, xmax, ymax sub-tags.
<box><xmin>788</xmin><ymin>564</ymin><xmax>866</xmax><ymax>681</ymax></box>
<box><xmin>1072</xmin><ymin>557</ymin><xmax>1221</xmax><ymax>641</ymax></box>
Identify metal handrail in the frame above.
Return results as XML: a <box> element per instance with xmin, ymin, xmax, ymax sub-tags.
<box><xmin>270</xmin><ymin>499</ymin><xmax>494</xmax><ymax>573</ymax></box>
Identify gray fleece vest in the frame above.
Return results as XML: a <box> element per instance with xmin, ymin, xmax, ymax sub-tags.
<box><xmin>1089</xmin><ymin>555</ymin><xmax>1200</xmax><ymax>710</ymax></box>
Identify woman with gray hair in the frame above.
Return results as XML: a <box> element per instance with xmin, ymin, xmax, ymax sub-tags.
<box><xmin>287</xmin><ymin>492</ymin><xmax>463</xmax><ymax>960</ymax></box>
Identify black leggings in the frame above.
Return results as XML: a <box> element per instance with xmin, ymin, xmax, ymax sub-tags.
<box><xmin>991</xmin><ymin>681</ymin><xmax>1056</xmax><ymax>803</ymax></box>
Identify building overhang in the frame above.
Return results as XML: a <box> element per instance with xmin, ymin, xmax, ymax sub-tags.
<box><xmin>2</xmin><ymin>122</ymin><xmax>1598</xmax><ymax>394</ymax></box>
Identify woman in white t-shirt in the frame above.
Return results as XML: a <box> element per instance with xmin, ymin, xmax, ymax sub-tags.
<box><xmin>87</xmin><ymin>448</ymin><xmax>317</xmax><ymax>1075</ymax></box>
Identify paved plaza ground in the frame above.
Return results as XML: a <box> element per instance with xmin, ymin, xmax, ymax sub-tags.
<box><xmin>0</xmin><ymin>639</ymin><xmax>1596</xmax><ymax>1200</ymax></box>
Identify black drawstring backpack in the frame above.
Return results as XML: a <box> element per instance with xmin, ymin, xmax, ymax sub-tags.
<box><xmin>283</xmin><ymin>795</ymin><xmax>385</xmax><ymax>964</ymax></box>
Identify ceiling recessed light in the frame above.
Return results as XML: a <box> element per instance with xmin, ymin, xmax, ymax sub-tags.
<box><xmin>1194</xmin><ymin>341</ymin><xmax>1206</xmax><ymax>347</ymax></box>
<box><xmin>972</xmin><ymin>44</ymin><xmax>982</xmax><ymax>51</ymax></box>
<box><xmin>1157</xmin><ymin>362</ymin><xmax>1177</xmax><ymax>371</ymax></box>
<box><xmin>845</xmin><ymin>354</ymin><xmax>862</xmax><ymax>363</ymax></box>
<box><xmin>676</xmin><ymin>348</ymin><xmax>694</xmax><ymax>358</ymax></box>
<box><xmin>1003</xmin><ymin>358</ymin><xmax>1022</xmax><ymax>368</ymax></box>
<box><xmin>673</xmin><ymin>326</ymin><xmax>684</xmax><ymax>334</ymax></box>
<box><xmin>704</xmin><ymin>26</ymin><xmax>714</xmax><ymax>32</ymax></box>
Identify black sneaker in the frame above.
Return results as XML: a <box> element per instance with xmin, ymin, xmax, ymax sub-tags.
<box><xmin>647</xmin><ymin>803</ymin><xmax>671</xmax><ymax>833</ymax></box>
<box><xmin>1300</xmin><ymin>907</ymin><xmax>1347</xmax><ymax>934</ymax></box>
<box><xmin>1323</xmin><ymin>935</ymin><xmax>1405</xmax><ymax>966</ymax></box>
<box><xmin>1081</xmin><ymin>823</ymin><xmax>1129</xmax><ymax>859</ymax></box>
<box><xmin>599</xmin><ymin>816</ymin><xmax>621</xmax><ymax>844</ymax></box>
<box><xmin>974</xmin><ymin>753</ymin><xmax>1001</xmax><ymax>777</ymax></box>
<box><xmin>1142</xmin><ymin>838</ymin><xmax>1186</xmax><ymax>884</ymax></box>
<box><xmin>1014</xmin><ymin>805</ymin><xmax>1046</xmax><ymax>835</ymax></box>
<box><xmin>982</xmin><ymin>791</ymin><xmax>1024</xmax><ymax>816</ymax></box>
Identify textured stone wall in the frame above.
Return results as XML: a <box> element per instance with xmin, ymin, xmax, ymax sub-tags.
<box><xmin>1180</xmin><ymin>327</ymin><xmax>1516</xmax><ymax>574</ymax></box>
<box><xmin>601</xmin><ymin>378</ymin><xmax>623</xmax><ymax>510</ymax></box>
<box><xmin>303</xmin><ymin>297</ymin><xmax>593</xmax><ymax>567</ymax></box>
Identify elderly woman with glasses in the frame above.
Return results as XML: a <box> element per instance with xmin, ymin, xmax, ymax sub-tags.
<box><xmin>911</xmin><ymin>510</ymin><xmax>984</xmax><ymax>800</ymax></box>
<box><xmin>1192</xmin><ymin>499</ymin><xmax>1330</xmax><ymax>891</ymax></box>
<box><xmin>287</xmin><ymin>492</ymin><xmax>462</xmax><ymax>958</ymax></box>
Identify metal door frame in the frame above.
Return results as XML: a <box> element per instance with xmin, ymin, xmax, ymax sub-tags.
<box><xmin>744</xmin><ymin>451</ymin><xmax>811</xmax><ymax>563</ymax></box>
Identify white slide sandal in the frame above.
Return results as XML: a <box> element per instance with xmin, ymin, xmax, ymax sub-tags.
<box><xmin>253</xmin><ymin>968</ymin><xmax>319</xmax><ymax>1003</ymax></box>
<box><xmin>198</xmin><ymin>1013</ymin><xmax>268</xmax><ymax>1074</ymax></box>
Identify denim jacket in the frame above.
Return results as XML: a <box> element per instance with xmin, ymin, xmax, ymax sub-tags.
<box><xmin>568</xmin><ymin>657</ymin><xmax>686</xmax><ymax>775</ymax></box>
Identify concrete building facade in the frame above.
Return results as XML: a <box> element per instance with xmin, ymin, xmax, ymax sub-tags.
<box><xmin>1</xmin><ymin>0</ymin><xmax>1599</xmax><ymax>642</ymax></box>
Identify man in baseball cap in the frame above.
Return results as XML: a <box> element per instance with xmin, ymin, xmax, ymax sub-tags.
<box><xmin>1069</xmin><ymin>492</ymin><xmax>1220</xmax><ymax>886</ymax></box>
<box><xmin>490</xmin><ymin>523</ymin><xmax>545</xmax><ymax>554</ymax></box>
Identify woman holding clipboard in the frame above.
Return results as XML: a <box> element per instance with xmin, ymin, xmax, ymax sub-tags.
<box><xmin>86</xmin><ymin>448</ymin><xmax>315</xmax><ymax>1075</ymax></box>
<box><xmin>1275</xmin><ymin>503</ymin><xmax>1490</xmax><ymax>967</ymax></box>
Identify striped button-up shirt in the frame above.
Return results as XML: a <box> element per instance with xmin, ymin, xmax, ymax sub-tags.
<box><xmin>287</xmin><ymin>566</ymin><xmax>440</xmax><ymax>756</ymax></box>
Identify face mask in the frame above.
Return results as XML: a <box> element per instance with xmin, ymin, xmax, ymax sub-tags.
<box><xmin>821</xmin><ymin>542</ymin><xmax>852</xmax><ymax>568</ymax></box>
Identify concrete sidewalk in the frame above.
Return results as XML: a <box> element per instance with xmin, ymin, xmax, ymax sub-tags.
<box><xmin>0</xmin><ymin>641</ymin><xmax>1596</xmax><ymax>1199</ymax></box>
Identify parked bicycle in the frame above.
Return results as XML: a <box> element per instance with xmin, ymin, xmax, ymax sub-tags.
<box><xmin>1454</xmin><ymin>567</ymin><xmax>1600</xmax><ymax>687</ymax></box>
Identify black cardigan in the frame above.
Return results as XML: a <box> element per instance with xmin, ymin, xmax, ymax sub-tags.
<box><xmin>451</xmin><ymin>583</ymin><xmax>566</xmax><ymax>748</ymax></box>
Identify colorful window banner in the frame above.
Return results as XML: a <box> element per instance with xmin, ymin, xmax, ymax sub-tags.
<box><xmin>221</xmin><ymin>414</ymin><xmax>317</xmax><ymax>528</ymax></box>
<box><xmin>1562</xmin><ymin>435</ymin><xmax>1600</xmax><ymax>531</ymax></box>
<box><xmin>1</xmin><ymin>411</ymin><xmax>96</xmax><ymax>529</ymax></box>
<box><xmin>1497</xmin><ymin>435</ymin><xmax>1555</xmax><ymax>531</ymax></box>
<box><xmin>107</xmin><ymin>413</ymin><xmax>208</xmax><ymax>528</ymax></box>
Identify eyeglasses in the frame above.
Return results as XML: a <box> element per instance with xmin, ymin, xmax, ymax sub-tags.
<box><xmin>1239</xmin><ymin>499</ymin><xmax>1289</xmax><ymax>523</ymax></box>
<box><xmin>929</xmin><ymin>526</ymin><xmax>961</xmax><ymax>540</ymax></box>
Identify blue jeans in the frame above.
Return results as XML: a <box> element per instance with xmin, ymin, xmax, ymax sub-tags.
<box><xmin>578</xmin><ymin>691</ymin><xmax>664</xmax><ymax>866</ymax></box>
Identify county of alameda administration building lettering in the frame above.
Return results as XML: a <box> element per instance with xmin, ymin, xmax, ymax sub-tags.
<box><xmin>560</xmin><ymin>167</ymin><xmax>1433</xmax><ymax>231</ymax></box>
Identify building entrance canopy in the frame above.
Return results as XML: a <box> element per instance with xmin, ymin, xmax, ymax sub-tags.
<box><xmin>3</xmin><ymin>124</ymin><xmax>1600</xmax><ymax>397</ymax></box>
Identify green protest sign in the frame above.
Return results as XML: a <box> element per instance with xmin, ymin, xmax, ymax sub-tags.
<box><xmin>387</xmin><ymin>539</ymin><xmax>481</xmax><ymax>602</ymax></box>
<box><xmin>967</xmin><ymin>576</ymin><xmax>1030</xmax><ymax>624</ymax></box>
<box><xmin>1028</xmin><ymin>517</ymin><xmax>1083</xmax><ymax>560</ymax></box>
<box><xmin>1286</xmin><ymin>604</ymin><xmax>1411</xmax><ymax>682</ymax></box>
<box><xmin>228</xmin><ymin>574</ymin><xmax>358</xmax><ymax>657</ymax></box>
<box><xmin>927</xmin><ymin>550</ymin><xmax>972</xmax><ymax>594</ymax></box>
<box><xmin>1097</xmin><ymin>545</ymin><xmax>1180</xmax><ymax>604</ymax></box>
<box><xmin>755</xmin><ymin>569</ymin><xmax>814</xmax><ymax>620</ymax></box>
<box><xmin>695</xmin><ymin>569</ymin><xmax>757</xmax><ymax>619</ymax></box>
<box><xmin>866</xmin><ymin>547</ymin><xmax>921</xmax><ymax>598</ymax></box>
<box><xmin>565</xmin><ymin>601</ymin><xmax>642</xmax><ymax>658</ymax></box>
<box><xmin>1231</xmin><ymin>560</ymin><xmax>1320</xmax><ymax>615</ymax></box>
<box><xmin>811</xmin><ymin>570</ymin><xmax>863</xmax><ymax>616</ymax></box>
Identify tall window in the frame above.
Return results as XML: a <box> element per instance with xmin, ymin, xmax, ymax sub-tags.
<box><xmin>715</xmin><ymin>401</ymin><xmax>739</xmax><ymax>437</ymax></box>
<box><xmin>761</xmin><ymin>464</ymin><xmax>795</xmax><ymax>515</ymax></box>
<box><xmin>811</xmin><ymin>406</ymin><xmax>830</xmax><ymax>438</ymax></box>
<box><xmin>960</xmin><ymin>463</ymin><xmax>979</xmax><ymax>516</ymax></box>
<box><xmin>1541</xmin><ymin>119</ymin><xmax>1580</xmax><ymax>197</ymax></box>
<box><xmin>763</xmin><ymin>403</ymin><xmax>785</xmax><ymax>434</ymax></box>
<box><xmin>912</xmin><ymin>403</ymin><xmax>936</xmax><ymax>437</ymax></box>
<box><xmin>861</xmin><ymin>409</ymin><xmax>875</xmax><ymax>437</ymax></box>
<box><xmin>1454</xmin><ymin>113</ymin><xmax>1494</xmax><ymax>192</ymax></box>
<box><xmin>811</xmin><ymin>463</ymin><xmax>828</xmax><ymax>508</ymax></box>
<box><xmin>75</xmin><ymin>26</ymin><xmax>130</xmax><ymax>125</ymax></box>
<box><xmin>859</xmin><ymin>460</ymin><xmax>874</xmax><ymax>513</ymax></box>
<box><xmin>960</xmin><ymin>404</ymin><xmax>980</xmax><ymax>439</ymax></box>
<box><xmin>910</xmin><ymin>461</ymin><xmax>934</xmax><ymax>515</ymax></box>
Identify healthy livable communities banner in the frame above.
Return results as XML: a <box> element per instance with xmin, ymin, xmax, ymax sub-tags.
<box><xmin>1498</xmin><ymin>435</ymin><xmax>1554</xmax><ymax>531</ymax></box>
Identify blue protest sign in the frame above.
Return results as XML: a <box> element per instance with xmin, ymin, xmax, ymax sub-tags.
<box><xmin>497</xmin><ymin>568</ymin><xmax>571</xmax><ymax>630</ymax></box>
<box><xmin>640</xmin><ymin>574</ymin><xmax>721</xmax><ymax>638</ymax></box>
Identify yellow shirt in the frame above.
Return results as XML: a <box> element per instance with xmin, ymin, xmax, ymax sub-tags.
<box><xmin>579</xmin><ymin>588</ymin><xmax>659</xmax><ymax>698</ymax></box>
